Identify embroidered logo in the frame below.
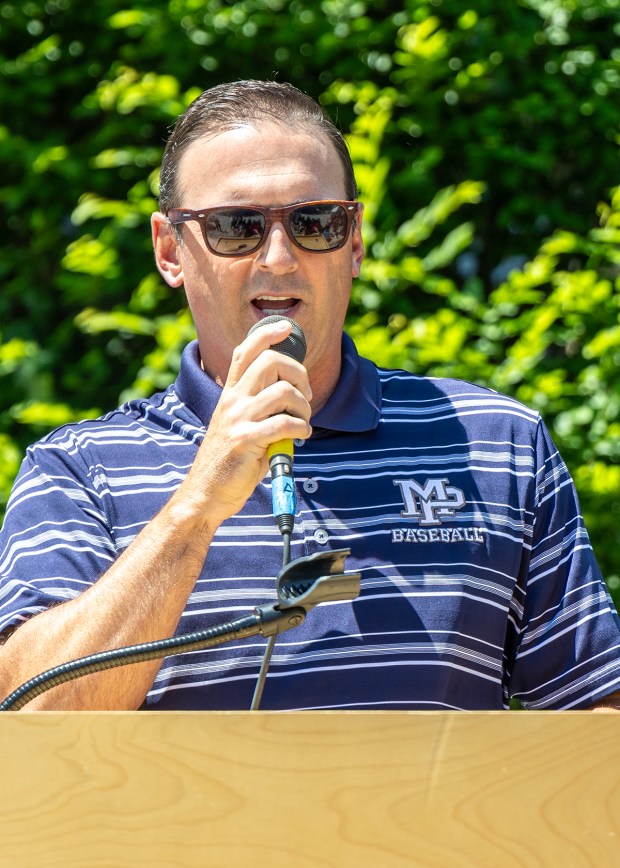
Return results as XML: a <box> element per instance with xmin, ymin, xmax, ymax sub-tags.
<box><xmin>394</xmin><ymin>478</ymin><xmax>466</xmax><ymax>526</ymax></box>
<box><xmin>392</xmin><ymin>477</ymin><xmax>484</xmax><ymax>544</ymax></box>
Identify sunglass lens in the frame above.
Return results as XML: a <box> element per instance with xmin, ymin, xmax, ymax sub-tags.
<box><xmin>206</xmin><ymin>208</ymin><xmax>265</xmax><ymax>254</ymax></box>
<box><xmin>291</xmin><ymin>204</ymin><xmax>348</xmax><ymax>250</ymax></box>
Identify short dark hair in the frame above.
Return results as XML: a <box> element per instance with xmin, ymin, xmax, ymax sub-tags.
<box><xmin>158</xmin><ymin>80</ymin><xmax>357</xmax><ymax>211</ymax></box>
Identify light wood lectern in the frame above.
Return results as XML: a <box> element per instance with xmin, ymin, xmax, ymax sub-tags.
<box><xmin>0</xmin><ymin>711</ymin><xmax>618</xmax><ymax>867</ymax></box>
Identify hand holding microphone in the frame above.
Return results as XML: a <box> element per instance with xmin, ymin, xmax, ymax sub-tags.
<box><xmin>185</xmin><ymin>314</ymin><xmax>310</xmax><ymax>537</ymax></box>
<box><xmin>247</xmin><ymin>315</ymin><xmax>307</xmax><ymax>536</ymax></box>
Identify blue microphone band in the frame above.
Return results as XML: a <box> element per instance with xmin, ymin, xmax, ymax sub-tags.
<box><xmin>269</xmin><ymin>452</ymin><xmax>297</xmax><ymax>535</ymax></box>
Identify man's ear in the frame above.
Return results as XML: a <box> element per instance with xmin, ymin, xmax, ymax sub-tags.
<box><xmin>151</xmin><ymin>212</ymin><xmax>184</xmax><ymax>288</ymax></box>
<box><xmin>351</xmin><ymin>203</ymin><xmax>365</xmax><ymax>278</ymax></box>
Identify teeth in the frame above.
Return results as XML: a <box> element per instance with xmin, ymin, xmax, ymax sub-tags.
<box><xmin>252</xmin><ymin>295</ymin><xmax>299</xmax><ymax>316</ymax></box>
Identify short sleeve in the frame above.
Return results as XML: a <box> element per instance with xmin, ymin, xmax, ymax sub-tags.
<box><xmin>505</xmin><ymin>418</ymin><xmax>620</xmax><ymax>708</ymax></box>
<box><xmin>0</xmin><ymin>439</ymin><xmax>118</xmax><ymax>635</ymax></box>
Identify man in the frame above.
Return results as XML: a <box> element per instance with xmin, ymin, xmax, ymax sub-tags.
<box><xmin>0</xmin><ymin>80</ymin><xmax>618</xmax><ymax>711</ymax></box>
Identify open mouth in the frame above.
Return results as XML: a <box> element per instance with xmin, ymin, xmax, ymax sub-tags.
<box><xmin>252</xmin><ymin>296</ymin><xmax>301</xmax><ymax>317</ymax></box>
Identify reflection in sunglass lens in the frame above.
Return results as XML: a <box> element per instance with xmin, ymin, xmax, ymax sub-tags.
<box><xmin>206</xmin><ymin>208</ymin><xmax>265</xmax><ymax>254</ymax></box>
<box><xmin>199</xmin><ymin>202</ymin><xmax>353</xmax><ymax>255</ymax></box>
<box><xmin>291</xmin><ymin>204</ymin><xmax>347</xmax><ymax>250</ymax></box>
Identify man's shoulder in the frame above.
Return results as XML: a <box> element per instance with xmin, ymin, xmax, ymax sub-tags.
<box><xmin>375</xmin><ymin>364</ymin><xmax>538</xmax><ymax>414</ymax></box>
<box><xmin>30</xmin><ymin>383</ymin><xmax>195</xmax><ymax>455</ymax></box>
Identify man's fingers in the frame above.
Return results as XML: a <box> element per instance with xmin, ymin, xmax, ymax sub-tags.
<box><xmin>247</xmin><ymin>381</ymin><xmax>313</xmax><ymax>448</ymax></box>
<box><xmin>227</xmin><ymin>319</ymin><xmax>294</xmax><ymax>387</ymax></box>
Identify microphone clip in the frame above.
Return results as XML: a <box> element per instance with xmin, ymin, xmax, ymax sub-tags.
<box><xmin>256</xmin><ymin>548</ymin><xmax>361</xmax><ymax>636</ymax></box>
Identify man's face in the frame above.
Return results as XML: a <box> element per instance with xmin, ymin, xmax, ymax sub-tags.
<box><xmin>152</xmin><ymin>123</ymin><xmax>364</xmax><ymax>394</ymax></box>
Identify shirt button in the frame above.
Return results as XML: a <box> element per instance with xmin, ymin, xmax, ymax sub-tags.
<box><xmin>314</xmin><ymin>528</ymin><xmax>329</xmax><ymax>545</ymax></box>
<box><xmin>303</xmin><ymin>479</ymin><xmax>318</xmax><ymax>494</ymax></box>
<box><xmin>293</xmin><ymin>438</ymin><xmax>305</xmax><ymax>447</ymax></box>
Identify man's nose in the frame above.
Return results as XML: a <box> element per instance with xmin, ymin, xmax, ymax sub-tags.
<box><xmin>255</xmin><ymin>222</ymin><xmax>298</xmax><ymax>273</ymax></box>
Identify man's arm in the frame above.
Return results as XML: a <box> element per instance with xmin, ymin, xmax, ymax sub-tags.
<box><xmin>0</xmin><ymin>320</ymin><xmax>312</xmax><ymax>710</ymax></box>
<box><xmin>0</xmin><ymin>491</ymin><xmax>217</xmax><ymax>710</ymax></box>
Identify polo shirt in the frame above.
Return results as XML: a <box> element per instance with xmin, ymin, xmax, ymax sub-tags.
<box><xmin>1</xmin><ymin>336</ymin><xmax>619</xmax><ymax>710</ymax></box>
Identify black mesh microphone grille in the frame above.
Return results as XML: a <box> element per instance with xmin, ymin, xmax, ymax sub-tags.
<box><xmin>247</xmin><ymin>315</ymin><xmax>306</xmax><ymax>363</ymax></box>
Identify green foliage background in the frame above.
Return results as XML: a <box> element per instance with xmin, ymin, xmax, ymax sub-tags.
<box><xmin>1</xmin><ymin>0</ymin><xmax>619</xmax><ymax>601</ymax></box>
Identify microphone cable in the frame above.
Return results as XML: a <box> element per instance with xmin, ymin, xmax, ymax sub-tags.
<box><xmin>250</xmin><ymin>536</ymin><xmax>290</xmax><ymax>710</ymax></box>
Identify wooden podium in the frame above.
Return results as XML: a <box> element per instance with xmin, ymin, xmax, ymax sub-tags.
<box><xmin>1</xmin><ymin>711</ymin><xmax>618</xmax><ymax>867</ymax></box>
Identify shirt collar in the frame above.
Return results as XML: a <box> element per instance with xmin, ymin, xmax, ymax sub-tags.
<box><xmin>311</xmin><ymin>333</ymin><xmax>381</xmax><ymax>433</ymax></box>
<box><xmin>175</xmin><ymin>341</ymin><xmax>221</xmax><ymax>426</ymax></box>
<box><xmin>175</xmin><ymin>333</ymin><xmax>381</xmax><ymax>434</ymax></box>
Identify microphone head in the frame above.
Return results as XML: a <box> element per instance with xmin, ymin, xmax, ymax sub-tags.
<box><xmin>247</xmin><ymin>315</ymin><xmax>306</xmax><ymax>364</ymax></box>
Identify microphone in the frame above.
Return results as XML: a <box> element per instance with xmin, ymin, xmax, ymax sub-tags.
<box><xmin>247</xmin><ymin>315</ymin><xmax>307</xmax><ymax>536</ymax></box>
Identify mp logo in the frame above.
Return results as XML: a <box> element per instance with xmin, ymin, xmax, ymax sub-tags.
<box><xmin>393</xmin><ymin>478</ymin><xmax>466</xmax><ymax>526</ymax></box>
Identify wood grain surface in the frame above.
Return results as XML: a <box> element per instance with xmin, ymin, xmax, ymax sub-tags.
<box><xmin>0</xmin><ymin>712</ymin><xmax>617</xmax><ymax>867</ymax></box>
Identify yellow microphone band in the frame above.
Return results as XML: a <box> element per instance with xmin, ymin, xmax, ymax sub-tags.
<box><xmin>267</xmin><ymin>439</ymin><xmax>293</xmax><ymax>461</ymax></box>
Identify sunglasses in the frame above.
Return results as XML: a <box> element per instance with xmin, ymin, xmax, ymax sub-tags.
<box><xmin>166</xmin><ymin>200</ymin><xmax>360</xmax><ymax>257</ymax></box>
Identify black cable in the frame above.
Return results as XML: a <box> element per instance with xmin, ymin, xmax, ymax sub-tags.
<box><xmin>250</xmin><ymin>530</ymin><xmax>292</xmax><ymax>710</ymax></box>
<box><xmin>282</xmin><ymin>530</ymin><xmax>291</xmax><ymax>567</ymax></box>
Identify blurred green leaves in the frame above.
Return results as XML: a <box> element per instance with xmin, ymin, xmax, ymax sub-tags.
<box><xmin>0</xmin><ymin>0</ymin><xmax>618</xmax><ymax>599</ymax></box>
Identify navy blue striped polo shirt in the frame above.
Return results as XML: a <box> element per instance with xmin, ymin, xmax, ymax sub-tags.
<box><xmin>1</xmin><ymin>335</ymin><xmax>619</xmax><ymax>710</ymax></box>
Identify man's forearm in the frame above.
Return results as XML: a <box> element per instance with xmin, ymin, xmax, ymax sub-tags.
<box><xmin>0</xmin><ymin>493</ymin><xmax>215</xmax><ymax>711</ymax></box>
